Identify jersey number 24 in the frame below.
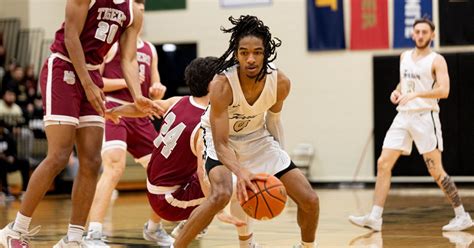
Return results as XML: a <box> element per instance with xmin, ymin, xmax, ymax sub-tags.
<box><xmin>153</xmin><ymin>112</ymin><xmax>186</xmax><ymax>158</ymax></box>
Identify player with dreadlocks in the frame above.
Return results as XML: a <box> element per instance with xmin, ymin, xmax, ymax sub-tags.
<box><xmin>173</xmin><ymin>15</ymin><xmax>319</xmax><ymax>248</ymax></box>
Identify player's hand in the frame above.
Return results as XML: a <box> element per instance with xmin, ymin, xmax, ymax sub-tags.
<box><xmin>390</xmin><ymin>90</ymin><xmax>401</xmax><ymax>104</ymax></box>
<box><xmin>236</xmin><ymin>168</ymin><xmax>259</xmax><ymax>203</ymax></box>
<box><xmin>105</xmin><ymin>108</ymin><xmax>121</xmax><ymax>124</ymax></box>
<box><xmin>149</xmin><ymin>83</ymin><xmax>166</xmax><ymax>100</ymax></box>
<box><xmin>83</xmin><ymin>80</ymin><xmax>106</xmax><ymax>116</ymax></box>
<box><xmin>134</xmin><ymin>96</ymin><xmax>164</xmax><ymax>118</ymax></box>
<box><xmin>398</xmin><ymin>92</ymin><xmax>418</xmax><ymax>106</ymax></box>
<box><xmin>216</xmin><ymin>211</ymin><xmax>247</xmax><ymax>227</ymax></box>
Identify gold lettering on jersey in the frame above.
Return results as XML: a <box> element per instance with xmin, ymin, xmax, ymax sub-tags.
<box><xmin>97</xmin><ymin>8</ymin><xmax>126</xmax><ymax>26</ymax></box>
<box><xmin>233</xmin><ymin>120</ymin><xmax>250</xmax><ymax>133</ymax></box>
<box><xmin>137</xmin><ymin>52</ymin><xmax>151</xmax><ymax>66</ymax></box>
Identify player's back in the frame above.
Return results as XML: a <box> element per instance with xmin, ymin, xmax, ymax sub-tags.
<box><xmin>103</xmin><ymin>40</ymin><xmax>155</xmax><ymax>102</ymax></box>
<box><xmin>147</xmin><ymin>96</ymin><xmax>206</xmax><ymax>187</ymax></box>
<box><xmin>50</xmin><ymin>0</ymin><xmax>133</xmax><ymax>66</ymax></box>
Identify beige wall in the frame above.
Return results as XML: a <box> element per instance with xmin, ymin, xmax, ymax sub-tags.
<box><xmin>6</xmin><ymin>0</ymin><xmax>448</xmax><ymax>182</ymax></box>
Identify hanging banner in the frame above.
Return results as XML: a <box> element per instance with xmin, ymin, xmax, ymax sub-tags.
<box><xmin>394</xmin><ymin>0</ymin><xmax>432</xmax><ymax>48</ymax></box>
<box><xmin>307</xmin><ymin>0</ymin><xmax>346</xmax><ymax>51</ymax></box>
<box><xmin>350</xmin><ymin>0</ymin><xmax>389</xmax><ymax>50</ymax></box>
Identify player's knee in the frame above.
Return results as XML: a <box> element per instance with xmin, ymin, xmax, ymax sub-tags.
<box><xmin>377</xmin><ymin>157</ymin><xmax>392</xmax><ymax>174</ymax></box>
<box><xmin>300</xmin><ymin>191</ymin><xmax>319</xmax><ymax>213</ymax></box>
<box><xmin>46</xmin><ymin>150</ymin><xmax>72</xmax><ymax>172</ymax></box>
<box><xmin>209</xmin><ymin>188</ymin><xmax>232</xmax><ymax>210</ymax></box>
<box><xmin>78</xmin><ymin>154</ymin><xmax>102</xmax><ymax>175</ymax></box>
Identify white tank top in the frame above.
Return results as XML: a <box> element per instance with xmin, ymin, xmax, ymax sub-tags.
<box><xmin>201</xmin><ymin>64</ymin><xmax>278</xmax><ymax>136</ymax></box>
<box><xmin>397</xmin><ymin>50</ymin><xmax>439</xmax><ymax>112</ymax></box>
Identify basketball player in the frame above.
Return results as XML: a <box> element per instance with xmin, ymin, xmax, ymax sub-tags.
<box><xmin>0</xmin><ymin>0</ymin><xmax>161</xmax><ymax>247</ymax></box>
<box><xmin>105</xmin><ymin>56</ymin><xmax>245</xmax><ymax>230</ymax></box>
<box><xmin>84</xmin><ymin>1</ymin><xmax>171</xmax><ymax>246</ymax></box>
<box><xmin>349</xmin><ymin>18</ymin><xmax>473</xmax><ymax>232</ymax></box>
<box><xmin>173</xmin><ymin>15</ymin><xmax>319</xmax><ymax>248</ymax></box>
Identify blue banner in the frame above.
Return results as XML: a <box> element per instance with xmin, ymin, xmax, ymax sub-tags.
<box><xmin>393</xmin><ymin>0</ymin><xmax>432</xmax><ymax>48</ymax></box>
<box><xmin>307</xmin><ymin>0</ymin><xmax>345</xmax><ymax>51</ymax></box>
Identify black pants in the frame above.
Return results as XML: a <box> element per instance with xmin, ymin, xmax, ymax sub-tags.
<box><xmin>0</xmin><ymin>158</ymin><xmax>30</xmax><ymax>194</ymax></box>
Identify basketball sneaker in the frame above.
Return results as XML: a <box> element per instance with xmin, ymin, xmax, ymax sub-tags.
<box><xmin>0</xmin><ymin>222</ymin><xmax>40</xmax><ymax>248</ymax></box>
<box><xmin>53</xmin><ymin>237</ymin><xmax>85</xmax><ymax>248</ymax></box>
<box><xmin>443</xmin><ymin>231</ymin><xmax>474</xmax><ymax>248</ymax></box>
<box><xmin>442</xmin><ymin>213</ymin><xmax>473</xmax><ymax>232</ymax></box>
<box><xmin>83</xmin><ymin>230</ymin><xmax>109</xmax><ymax>247</ymax></box>
<box><xmin>142</xmin><ymin>222</ymin><xmax>173</xmax><ymax>246</ymax></box>
<box><xmin>171</xmin><ymin>221</ymin><xmax>208</xmax><ymax>240</ymax></box>
<box><xmin>348</xmin><ymin>214</ymin><xmax>382</xmax><ymax>231</ymax></box>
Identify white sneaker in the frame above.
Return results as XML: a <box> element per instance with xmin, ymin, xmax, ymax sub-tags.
<box><xmin>0</xmin><ymin>222</ymin><xmax>40</xmax><ymax>248</ymax></box>
<box><xmin>443</xmin><ymin>231</ymin><xmax>474</xmax><ymax>248</ymax></box>
<box><xmin>348</xmin><ymin>214</ymin><xmax>382</xmax><ymax>231</ymax></box>
<box><xmin>53</xmin><ymin>237</ymin><xmax>85</xmax><ymax>248</ymax></box>
<box><xmin>171</xmin><ymin>221</ymin><xmax>208</xmax><ymax>240</ymax></box>
<box><xmin>142</xmin><ymin>222</ymin><xmax>174</xmax><ymax>246</ymax></box>
<box><xmin>442</xmin><ymin>213</ymin><xmax>474</xmax><ymax>232</ymax></box>
<box><xmin>83</xmin><ymin>230</ymin><xmax>109</xmax><ymax>247</ymax></box>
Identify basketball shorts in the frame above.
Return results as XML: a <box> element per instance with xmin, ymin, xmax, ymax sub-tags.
<box><xmin>39</xmin><ymin>53</ymin><xmax>104</xmax><ymax>128</ymax></box>
<box><xmin>147</xmin><ymin>173</ymin><xmax>205</xmax><ymax>222</ymax></box>
<box><xmin>382</xmin><ymin>111</ymin><xmax>443</xmax><ymax>155</ymax></box>
<box><xmin>102</xmin><ymin>101</ymin><xmax>157</xmax><ymax>162</ymax></box>
<box><xmin>202</xmin><ymin>127</ymin><xmax>291</xmax><ymax>175</ymax></box>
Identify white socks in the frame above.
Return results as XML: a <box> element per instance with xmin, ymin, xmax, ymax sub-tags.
<box><xmin>300</xmin><ymin>241</ymin><xmax>315</xmax><ymax>248</ymax></box>
<box><xmin>369</xmin><ymin>205</ymin><xmax>384</xmax><ymax>219</ymax></box>
<box><xmin>13</xmin><ymin>212</ymin><xmax>31</xmax><ymax>233</ymax></box>
<box><xmin>146</xmin><ymin>220</ymin><xmax>161</xmax><ymax>232</ymax></box>
<box><xmin>454</xmin><ymin>205</ymin><xmax>466</xmax><ymax>217</ymax></box>
<box><xmin>67</xmin><ymin>224</ymin><xmax>85</xmax><ymax>242</ymax></box>
<box><xmin>88</xmin><ymin>221</ymin><xmax>103</xmax><ymax>234</ymax></box>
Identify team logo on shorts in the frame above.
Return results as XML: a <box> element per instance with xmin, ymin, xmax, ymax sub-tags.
<box><xmin>233</xmin><ymin>120</ymin><xmax>250</xmax><ymax>132</ymax></box>
<box><xmin>63</xmin><ymin>71</ymin><xmax>76</xmax><ymax>85</ymax></box>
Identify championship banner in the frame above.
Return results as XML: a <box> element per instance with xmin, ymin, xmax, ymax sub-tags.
<box><xmin>394</xmin><ymin>0</ymin><xmax>432</xmax><ymax>48</ymax></box>
<box><xmin>307</xmin><ymin>0</ymin><xmax>346</xmax><ymax>51</ymax></box>
<box><xmin>350</xmin><ymin>0</ymin><xmax>389</xmax><ymax>50</ymax></box>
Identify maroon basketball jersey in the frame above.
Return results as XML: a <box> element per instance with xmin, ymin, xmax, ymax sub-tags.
<box><xmin>50</xmin><ymin>0</ymin><xmax>133</xmax><ymax>65</ymax></box>
<box><xmin>148</xmin><ymin>96</ymin><xmax>206</xmax><ymax>187</ymax></box>
<box><xmin>103</xmin><ymin>40</ymin><xmax>155</xmax><ymax>102</ymax></box>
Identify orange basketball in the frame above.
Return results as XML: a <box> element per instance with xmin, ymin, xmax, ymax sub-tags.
<box><xmin>240</xmin><ymin>173</ymin><xmax>287</xmax><ymax>220</ymax></box>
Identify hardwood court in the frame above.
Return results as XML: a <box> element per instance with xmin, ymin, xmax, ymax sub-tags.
<box><xmin>1</xmin><ymin>188</ymin><xmax>473</xmax><ymax>247</ymax></box>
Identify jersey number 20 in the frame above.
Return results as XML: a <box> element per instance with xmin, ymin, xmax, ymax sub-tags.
<box><xmin>153</xmin><ymin>112</ymin><xmax>186</xmax><ymax>158</ymax></box>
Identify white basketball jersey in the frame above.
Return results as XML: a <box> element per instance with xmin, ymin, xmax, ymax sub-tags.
<box><xmin>201</xmin><ymin>64</ymin><xmax>278</xmax><ymax>136</ymax></box>
<box><xmin>397</xmin><ymin>50</ymin><xmax>439</xmax><ymax>112</ymax></box>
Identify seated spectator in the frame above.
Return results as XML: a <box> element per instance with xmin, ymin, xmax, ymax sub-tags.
<box><xmin>0</xmin><ymin>120</ymin><xmax>30</xmax><ymax>202</ymax></box>
<box><xmin>0</xmin><ymin>89</ymin><xmax>24</xmax><ymax>128</ymax></box>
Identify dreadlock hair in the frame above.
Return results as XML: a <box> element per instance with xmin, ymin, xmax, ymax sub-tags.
<box><xmin>213</xmin><ymin>15</ymin><xmax>281</xmax><ymax>82</ymax></box>
<box><xmin>185</xmin><ymin>56</ymin><xmax>219</xmax><ymax>97</ymax></box>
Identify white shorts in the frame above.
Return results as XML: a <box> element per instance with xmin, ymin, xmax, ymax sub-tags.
<box><xmin>382</xmin><ymin>111</ymin><xmax>443</xmax><ymax>155</ymax></box>
<box><xmin>203</xmin><ymin>128</ymin><xmax>291</xmax><ymax>175</ymax></box>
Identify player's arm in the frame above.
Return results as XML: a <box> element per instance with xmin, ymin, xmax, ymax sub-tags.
<box><xmin>209</xmin><ymin>75</ymin><xmax>258</xmax><ymax>201</ymax></box>
<box><xmin>106</xmin><ymin>96</ymin><xmax>181</xmax><ymax>121</ymax></box>
<box><xmin>192</xmin><ymin>128</ymin><xmax>209</xmax><ymax>197</ymax></box>
<box><xmin>418</xmin><ymin>55</ymin><xmax>450</xmax><ymax>99</ymax></box>
<box><xmin>266</xmin><ymin>70</ymin><xmax>290</xmax><ymax>149</ymax></box>
<box><xmin>119</xmin><ymin>3</ymin><xmax>162</xmax><ymax>115</ymax></box>
<box><xmin>100</xmin><ymin>43</ymin><xmax>128</xmax><ymax>92</ymax></box>
<box><xmin>64</xmin><ymin>0</ymin><xmax>105</xmax><ymax>116</ymax></box>
<box><xmin>149</xmin><ymin>44</ymin><xmax>166</xmax><ymax>100</ymax></box>
<box><xmin>390</xmin><ymin>53</ymin><xmax>404</xmax><ymax>104</ymax></box>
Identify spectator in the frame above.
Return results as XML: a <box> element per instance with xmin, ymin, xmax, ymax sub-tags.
<box><xmin>0</xmin><ymin>120</ymin><xmax>30</xmax><ymax>202</ymax></box>
<box><xmin>0</xmin><ymin>89</ymin><xmax>24</xmax><ymax>129</ymax></box>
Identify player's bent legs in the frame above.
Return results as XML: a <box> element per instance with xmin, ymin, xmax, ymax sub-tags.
<box><xmin>423</xmin><ymin>149</ymin><xmax>462</xmax><ymax>208</ymax></box>
<box><xmin>71</xmin><ymin>125</ymin><xmax>103</xmax><ymax>226</ymax></box>
<box><xmin>173</xmin><ymin>165</ymin><xmax>233</xmax><ymax>248</ymax></box>
<box><xmin>279</xmin><ymin>168</ymin><xmax>319</xmax><ymax>243</ymax></box>
<box><xmin>373</xmin><ymin>149</ymin><xmax>402</xmax><ymax>207</ymax></box>
<box><xmin>89</xmin><ymin>147</ymin><xmax>127</xmax><ymax>223</ymax></box>
<box><xmin>20</xmin><ymin>124</ymin><xmax>77</xmax><ymax>217</ymax></box>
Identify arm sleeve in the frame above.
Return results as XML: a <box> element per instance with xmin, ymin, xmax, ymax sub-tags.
<box><xmin>265</xmin><ymin>110</ymin><xmax>285</xmax><ymax>149</ymax></box>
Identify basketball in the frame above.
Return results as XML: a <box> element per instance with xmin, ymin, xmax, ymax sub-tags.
<box><xmin>240</xmin><ymin>173</ymin><xmax>287</xmax><ymax>220</ymax></box>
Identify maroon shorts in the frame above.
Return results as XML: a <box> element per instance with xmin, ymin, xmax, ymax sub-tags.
<box><xmin>147</xmin><ymin>174</ymin><xmax>205</xmax><ymax>222</ymax></box>
<box><xmin>39</xmin><ymin>54</ymin><xmax>104</xmax><ymax>126</ymax></box>
<box><xmin>103</xmin><ymin>101</ymin><xmax>157</xmax><ymax>159</ymax></box>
